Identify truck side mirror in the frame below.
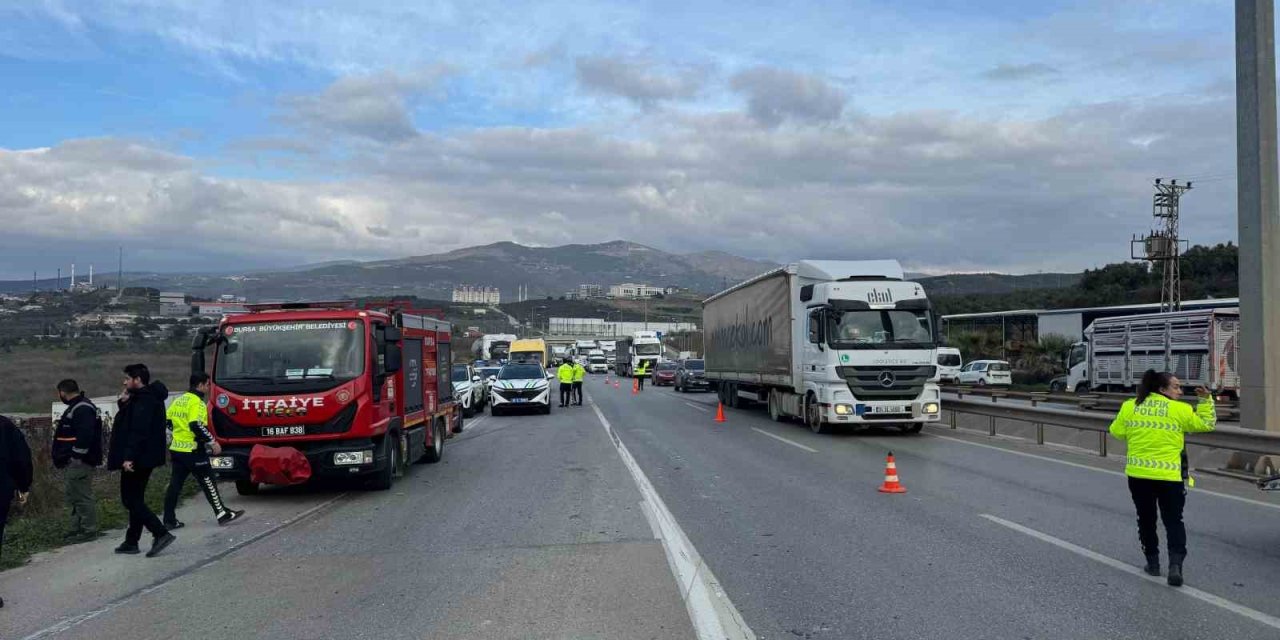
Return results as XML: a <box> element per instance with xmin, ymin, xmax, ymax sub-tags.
<box><xmin>384</xmin><ymin>342</ymin><xmax>403</xmax><ymax>374</ymax></box>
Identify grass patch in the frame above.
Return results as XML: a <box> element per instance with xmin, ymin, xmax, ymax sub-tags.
<box><xmin>0</xmin><ymin>346</ymin><xmax>190</xmax><ymax>413</ymax></box>
<box><xmin>2</xmin><ymin>466</ymin><xmax>196</xmax><ymax>570</ymax></box>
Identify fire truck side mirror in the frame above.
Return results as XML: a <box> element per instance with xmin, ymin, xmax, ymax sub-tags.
<box><xmin>384</xmin><ymin>342</ymin><xmax>403</xmax><ymax>374</ymax></box>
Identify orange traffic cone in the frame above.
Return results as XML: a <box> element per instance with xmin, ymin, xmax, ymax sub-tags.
<box><xmin>878</xmin><ymin>452</ymin><xmax>907</xmax><ymax>494</ymax></box>
<box><xmin>632</xmin><ymin>378</ymin><xmax>640</xmax><ymax>395</ymax></box>
<box><xmin>614</xmin><ymin>380</ymin><xmax>620</xmax><ymax>389</ymax></box>
<box><xmin>714</xmin><ymin>402</ymin><xmax>727</xmax><ymax>423</ymax></box>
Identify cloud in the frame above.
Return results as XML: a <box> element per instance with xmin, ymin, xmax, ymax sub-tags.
<box><xmin>575</xmin><ymin>56</ymin><xmax>705</xmax><ymax>106</ymax></box>
<box><xmin>280</xmin><ymin>66</ymin><xmax>453</xmax><ymax>142</ymax></box>
<box><xmin>729</xmin><ymin>67</ymin><xmax>846</xmax><ymax>126</ymax></box>
<box><xmin>982</xmin><ymin>63</ymin><xmax>1060</xmax><ymax>81</ymax></box>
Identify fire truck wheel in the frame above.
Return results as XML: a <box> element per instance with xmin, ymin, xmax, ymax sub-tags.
<box><xmin>419</xmin><ymin>419</ymin><xmax>444</xmax><ymax>464</ymax></box>
<box><xmin>235</xmin><ymin>479</ymin><xmax>261</xmax><ymax>496</ymax></box>
<box><xmin>453</xmin><ymin>409</ymin><xmax>464</xmax><ymax>434</ymax></box>
<box><xmin>368</xmin><ymin>433</ymin><xmax>398</xmax><ymax>491</ymax></box>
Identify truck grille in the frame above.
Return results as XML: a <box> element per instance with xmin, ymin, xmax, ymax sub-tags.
<box><xmin>213</xmin><ymin>404</ymin><xmax>357</xmax><ymax>439</ymax></box>
<box><xmin>837</xmin><ymin>365</ymin><xmax>935</xmax><ymax>402</ymax></box>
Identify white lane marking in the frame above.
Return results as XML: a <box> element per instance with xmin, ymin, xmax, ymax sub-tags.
<box><xmin>980</xmin><ymin>514</ymin><xmax>1280</xmax><ymax>632</ymax></box>
<box><xmin>750</xmin><ymin>427</ymin><xmax>818</xmax><ymax>453</ymax></box>
<box><xmin>926</xmin><ymin>431</ymin><xmax>1280</xmax><ymax>513</ymax></box>
<box><xmin>22</xmin><ymin>493</ymin><xmax>348</xmax><ymax>640</ymax></box>
<box><xmin>588</xmin><ymin>398</ymin><xmax>756</xmax><ymax>640</ymax></box>
<box><xmin>684</xmin><ymin>402</ymin><xmax>711</xmax><ymax>412</ymax></box>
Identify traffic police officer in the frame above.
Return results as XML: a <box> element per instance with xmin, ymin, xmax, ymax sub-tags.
<box><xmin>557</xmin><ymin>358</ymin><xmax>576</xmax><ymax>407</ymax></box>
<box><xmin>163</xmin><ymin>373</ymin><xmax>245</xmax><ymax>528</ymax></box>
<box><xmin>1109</xmin><ymin>369</ymin><xmax>1215</xmax><ymax>587</ymax></box>
<box><xmin>572</xmin><ymin>359</ymin><xmax>587</xmax><ymax>406</ymax></box>
<box><xmin>634</xmin><ymin>361</ymin><xmax>649</xmax><ymax>391</ymax></box>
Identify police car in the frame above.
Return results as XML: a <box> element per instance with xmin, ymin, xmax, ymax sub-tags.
<box><xmin>489</xmin><ymin>363</ymin><xmax>552</xmax><ymax>416</ymax></box>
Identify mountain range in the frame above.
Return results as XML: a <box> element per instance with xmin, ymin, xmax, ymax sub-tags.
<box><xmin>0</xmin><ymin>240</ymin><xmax>1080</xmax><ymax>301</ymax></box>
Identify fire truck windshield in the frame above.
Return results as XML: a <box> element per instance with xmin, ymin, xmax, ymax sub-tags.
<box><xmin>214</xmin><ymin>320</ymin><xmax>366</xmax><ymax>394</ymax></box>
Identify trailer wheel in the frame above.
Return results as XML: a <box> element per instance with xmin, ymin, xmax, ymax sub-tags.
<box><xmin>453</xmin><ymin>409</ymin><xmax>465</xmax><ymax>434</ymax></box>
<box><xmin>235</xmin><ymin>479</ymin><xmax>261</xmax><ymax>496</ymax></box>
<box><xmin>768</xmin><ymin>391</ymin><xmax>784</xmax><ymax>422</ymax></box>
<box><xmin>805</xmin><ymin>393</ymin><xmax>828</xmax><ymax>434</ymax></box>
<box><xmin>419</xmin><ymin>420</ymin><xmax>444</xmax><ymax>464</ymax></box>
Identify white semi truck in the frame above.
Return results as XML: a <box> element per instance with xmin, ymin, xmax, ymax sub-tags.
<box><xmin>472</xmin><ymin>333</ymin><xmax>517</xmax><ymax>362</ymax></box>
<box><xmin>615</xmin><ymin>331</ymin><xmax>663</xmax><ymax>377</ymax></box>
<box><xmin>703</xmin><ymin>260</ymin><xmax>941</xmax><ymax>434</ymax></box>
<box><xmin>1056</xmin><ymin>309</ymin><xmax>1240</xmax><ymax>396</ymax></box>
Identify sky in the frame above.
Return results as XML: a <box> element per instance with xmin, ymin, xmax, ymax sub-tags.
<box><xmin>0</xmin><ymin>0</ymin><xmax>1249</xmax><ymax>279</ymax></box>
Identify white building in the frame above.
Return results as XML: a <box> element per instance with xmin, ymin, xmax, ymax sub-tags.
<box><xmin>578</xmin><ymin>284</ymin><xmax>604</xmax><ymax>298</ymax></box>
<box><xmin>195</xmin><ymin>303</ymin><xmax>250</xmax><ymax>317</ymax></box>
<box><xmin>608</xmin><ymin>283</ymin><xmax>664</xmax><ymax>299</ymax></box>
<box><xmin>159</xmin><ymin>292</ymin><xmax>191</xmax><ymax>317</ymax></box>
<box><xmin>548</xmin><ymin>317</ymin><xmax>697</xmax><ymax>336</ymax></box>
<box><xmin>452</xmin><ymin>285</ymin><xmax>501</xmax><ymax>305</ymax></box>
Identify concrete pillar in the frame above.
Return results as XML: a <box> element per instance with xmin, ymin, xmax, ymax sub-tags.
<box><xmin>1236</xmin><ymin>0</ymin><xmax>1280</xmax><ymax>431</ymax></box>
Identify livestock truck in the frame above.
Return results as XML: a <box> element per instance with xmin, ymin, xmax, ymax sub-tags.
<box><xmin>473</xmin><ymin>333</ymin><xmax>517</xmax><ymax>362</ymax></box>
<box><xmin>1056</xmin><ymin>308</ymin><xmax>1240</xmax><ymax>396</ymax></box>
<box><xmin>703</xmin><ymin>260</ymin><xmax>941</xmax><ymax>434</ymax></box>
<box><xmin>615</xmin><ymin>331</ymin><xmax>663</xmax><ymax>377</ymax></box>
<box><xmin>192</xmin><ymin>301</ymin><xmax>460</xmax><ymax>494</ymax></box>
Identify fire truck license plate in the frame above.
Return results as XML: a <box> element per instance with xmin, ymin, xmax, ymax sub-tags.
<box><xmin>262</xmin><ymin>426</ymin><xmax>306</xmax><ymax>437</ymax></box>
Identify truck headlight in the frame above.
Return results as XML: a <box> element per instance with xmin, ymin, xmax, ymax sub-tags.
<box><xmin>923</xmin><ymin>402</ymin><xmax>940</xmax><ymax>414</ymax></box>
<box><xmin>210</xmin><ymin>456</ymin><xmax>235</xmax><ymax>469</ymax></box>
<box><xmin>834</xmin><ymin>404</ymin><xmax>854</xmax><ymax>415</ymax></box>
<box><xmin>334</xmin><ymin>450</ymin><xmax>373</xmax><ymax>466</ymax></box>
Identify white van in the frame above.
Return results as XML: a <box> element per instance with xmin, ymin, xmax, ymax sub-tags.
<box><xmin>958</xmin><ymin>360</ymin><xmax>1013</xmax><ymax>386</ymax></box>
<box><xmin>936</xmin><ymin>347</ymin><xmax>962</xmax><ymax>384</ymax></box>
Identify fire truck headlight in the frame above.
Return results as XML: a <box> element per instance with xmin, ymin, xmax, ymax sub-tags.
<box><xmin>210</xmin><ymin>457</ymin><xmax>235</xmax><ymax>469</ymax></box>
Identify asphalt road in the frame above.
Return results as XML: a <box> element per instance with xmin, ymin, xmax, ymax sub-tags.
<box><xmin>600</xmin><ymin>378</ymin><xmax>1280</xmax><ymax>640</ymax></box>
<box><xmin>9</xmin><ymin>376</ymin><xmax>1280</xmax><ymax>640</ymax></box>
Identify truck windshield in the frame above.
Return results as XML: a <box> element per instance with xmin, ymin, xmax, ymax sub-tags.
<box><xmin>938</xmin><ymin>353</ymin><xmax>962</xmax><ymax>367</ymax></box>
<box><xmin>214</xmin><ymin>320</ymin><xmax>365</xmax><ymax>394</ymax></box>
<box><xmin>511</xmin><ymin>352</ymin><xmax>543</xmax><ymax>364</ymax></box>
<box><xmin>828</xmin><ymin>310</ymin><xmax>934</xmax><ymax>349</ymax></box>
<box><xmin>491</xmin><ymin>342</ymin><xmax>511</xmax><ymax>358</ymax></box>
<box><xmin>635</xmin><ymin>344</ymin><xmax>663</xmax><ymax>356</ymax></box>
<box><xmin>590</xmin><ymin>356</ymin><xmax>607</xmax><ymax>364</ymax></box>
<box><xmin>451</xmin><ymin>365</ymin><xmax>471</xmax><ymax>382</ymax></box>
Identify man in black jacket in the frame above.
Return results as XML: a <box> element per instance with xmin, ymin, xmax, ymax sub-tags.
<box><xmin>108</xmin><ymin>364</ymin><xmax>175</xmax><ymax>558</ymax></box>
<box><xmin>1</xmin><ymin>414</ymin><xmax>34</xmax><ymax>609</ymax></box>
<box><xmin>54</xmin><ymin>379</ymin><xmax>102</xmax><ymax>542</ymax></box>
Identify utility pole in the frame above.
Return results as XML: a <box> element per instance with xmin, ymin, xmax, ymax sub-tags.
<box><xmin>1132</xmin><ymin>179</ymin><xmax>1192</xmax><ymax>313</ymax></box>
<box><xmin>1236</xmin><ymin>0</ymin><xmax>1280</xmax><ymax>432</ymax></box>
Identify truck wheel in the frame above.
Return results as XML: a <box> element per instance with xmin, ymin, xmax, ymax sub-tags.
<box><xmin>900</xmin><ymin>423</ymin><xmax>924</xmax><ymax>435</ymax></box>
<box><xmin>1049</xmin><ymin>380</ymin><xmax>1065</xmax><ymax>393</ymax></box>
<box><xmin>769</xmin><ymin>392</ymin><xmax>785</xmax><ymax>422</ymax></box>
<box><xmin>805</xmin><ymin>393</ymin><xmax>827</xmax><ymax>434</ymax></box>
<box><xmin>453</xmin><ymin>409</ymin><xmax>464</xmax><ymax>434</ymax></box>
<box><xmin>367</xmin><ymin>433</ymin><xmax>398</xmax><ymax>491</ymax></box>
<box><xmin>419</xmin><ymin>420</ymin><xmax>444</xmax><ymax>464</ymax></box>
<box><xmin>235</xmin><ymin>479</ymin><xmax>261</xmax><ymax>496</ymax></box>
<box><xmin>1075</xmin><ymin>383</ymin><xmax>1089</xmax><ymax>394</ymax></box>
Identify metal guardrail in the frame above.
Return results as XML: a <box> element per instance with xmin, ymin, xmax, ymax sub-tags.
<box><xmin>942</xmin><ymin>385</ymin><xmax>1241</xmax><ymax>421</ymax></box>
<box><xmin>942</xmin><ymin>397</ymin><xmax>1280</xmax><ymax>457</ymax></box>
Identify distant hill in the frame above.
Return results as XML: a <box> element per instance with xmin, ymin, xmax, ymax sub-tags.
<box><xmin>915</xmin><ymin>272</ymin><xmax>1081</xmax><ymax>297</ymax></box>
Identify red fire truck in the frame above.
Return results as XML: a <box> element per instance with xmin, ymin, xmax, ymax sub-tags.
<box><xmin>191</xmin><ymin>301</ymin><xmax>460</xmax><ymax>494</ymax></box>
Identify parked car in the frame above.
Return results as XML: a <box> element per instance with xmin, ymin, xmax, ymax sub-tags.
<box><xmin>936</xmin><ymin>347</ymin><xmax>963</xmax><ymax>384</ymax></box>
<box><xmin>476</xmin><ymin>365</ymin><xmax>502</xmax><ymax>399</ymax></box>
<box><xmin>652</xmin><ymin>361</ymin><xmax>679</xmax><ymax>386</ymax></box>
<box><xmin>451</xmin><ymin>364</ymin><xmax>486</xmax><ymax>416</ymax></box>
<box><xmin>489</xmin><ymin>363</ymin><xmax>552</xmax><ymax>416</ymax></box>
<box><xmin>958</xmin><ymin>360</ymin><xmax>1013</xmax><ymax>386</ymax></box>
<box><xmin>674</xmin><ymin>358</ymin><xmax>710</xmax><ymax>393</ymax></box>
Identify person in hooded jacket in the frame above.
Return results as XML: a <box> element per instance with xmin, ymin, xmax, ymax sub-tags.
<box><xmin>0</xmin><ymin>414</ymin><xmax>33</xmax><ymax>609</ymax></box>
<box><xmin>108</xmin><ymin>364</ymin><xmax>175</xmax><ymax>558</ymax></box>
<box><xmin>53</xmin><ymin>379</ymin><xmax>103</xmax><ymax>542</ymax></box>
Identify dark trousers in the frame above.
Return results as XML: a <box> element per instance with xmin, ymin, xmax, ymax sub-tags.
<box><xmin>120</xmin><ymin>467</ymin><xmax>167</xmax><ymax>544</ymax></box>
<box><xmin>560</xmin><ymin>383</ymin><xmax>573</xmax><ymax>406</ymax></box>
<box><xmin>164</xmin><ymin>451</ymin><xmax>228</xmax><ymax>523</ymax></box>
<box><xmin>637</xmin><ymin>375</ymin><xmax>645</xmax><ymax>391</ymax></box>
<box><xmin>1128</xmin><ymin>476</ymin><xmax>1186</xmax><ymax>559</ymax></box>
<box><xmin>572</xmin><ymin>382</ymin><xmax>583</xmax><ymax>405</ymax></box>
<box><xmin>0</xmin><ymin>490</ymin><xmax>11</xmax><ymax>564</ymax></box>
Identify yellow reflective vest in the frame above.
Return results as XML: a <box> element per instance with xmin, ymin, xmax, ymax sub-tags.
<box><xmin>1109</xmin><ymin>393</ymin><xmax>1215</xmax><ymax>481</ymax></box>
<box><xmin>166</xmin><ymin>391</ymin><xmax>212</xmax><ymax>453</ymax></box>
<box><xmin>635</xmin><ymin>362</ymin><xmax>649</xmax><ymax>376</ymax></box>
<box><xmin>557</xmin><ymin>363</ymin><xmax>575</xmax><ymax>384</ymax></box>
<box><xmin>573</xmin><ymin>363</ymin><xmax>586</xmax><ymax>382</ymax></box>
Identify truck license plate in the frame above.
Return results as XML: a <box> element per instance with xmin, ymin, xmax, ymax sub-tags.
<box><xmin>870</xmin><ymin>405</ymin><xmax>908</xmax><ymax>414</ymax></box>
<box><xmin>262</xmin><ymin>426</ymin><xmax>306</xmax><ymax>437</ymax></box>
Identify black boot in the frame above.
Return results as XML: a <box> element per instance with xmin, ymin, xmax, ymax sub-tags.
<box><xmin>1167</xmin><ymin>554</ymin><xmax>1185</xmax><ymax>587</ymax></box>
<box><xmin>1143</xmin><ymin>554</ymin><xmax>1161</xmax><ymax>577</ymax></box>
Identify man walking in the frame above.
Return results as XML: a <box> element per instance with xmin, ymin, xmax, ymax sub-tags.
<box><xmin>557</xmin><ymin>358</ymin><xmax>575</xmax><ymax>408</ymax></box>
<box><xmin>53</xmin><ymin>380</ymin><xmax>102</xmax><ymax>543</ymax></box>
<box><xmin>108</xmin><ymin>364</ymin><xmax>175</xmax><ymax>558</ymax></box>
<box><xmin>572</xmin><ymin>358</ymin><xmax>586</xmax><ymax>406</ymax></box>
<box><xmin>0</xmin><ymin>415</ymin><xmax>33</xmax><ymax>609</ymax></box>
<box><xmin>164</xmin><ymin>373</ymin><xmax>245</xmax><ymax>529</ymax></box>
<box><xmin>635</xmin><ymin>361</ymin><xmax>649</xmax><ymax>392</ymax></box>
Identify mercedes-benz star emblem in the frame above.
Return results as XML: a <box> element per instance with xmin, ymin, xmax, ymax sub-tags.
<box><xmin>878</xmin><ymin>371</ymin><xmax>897</xmax><ymax>388</ymax></box>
